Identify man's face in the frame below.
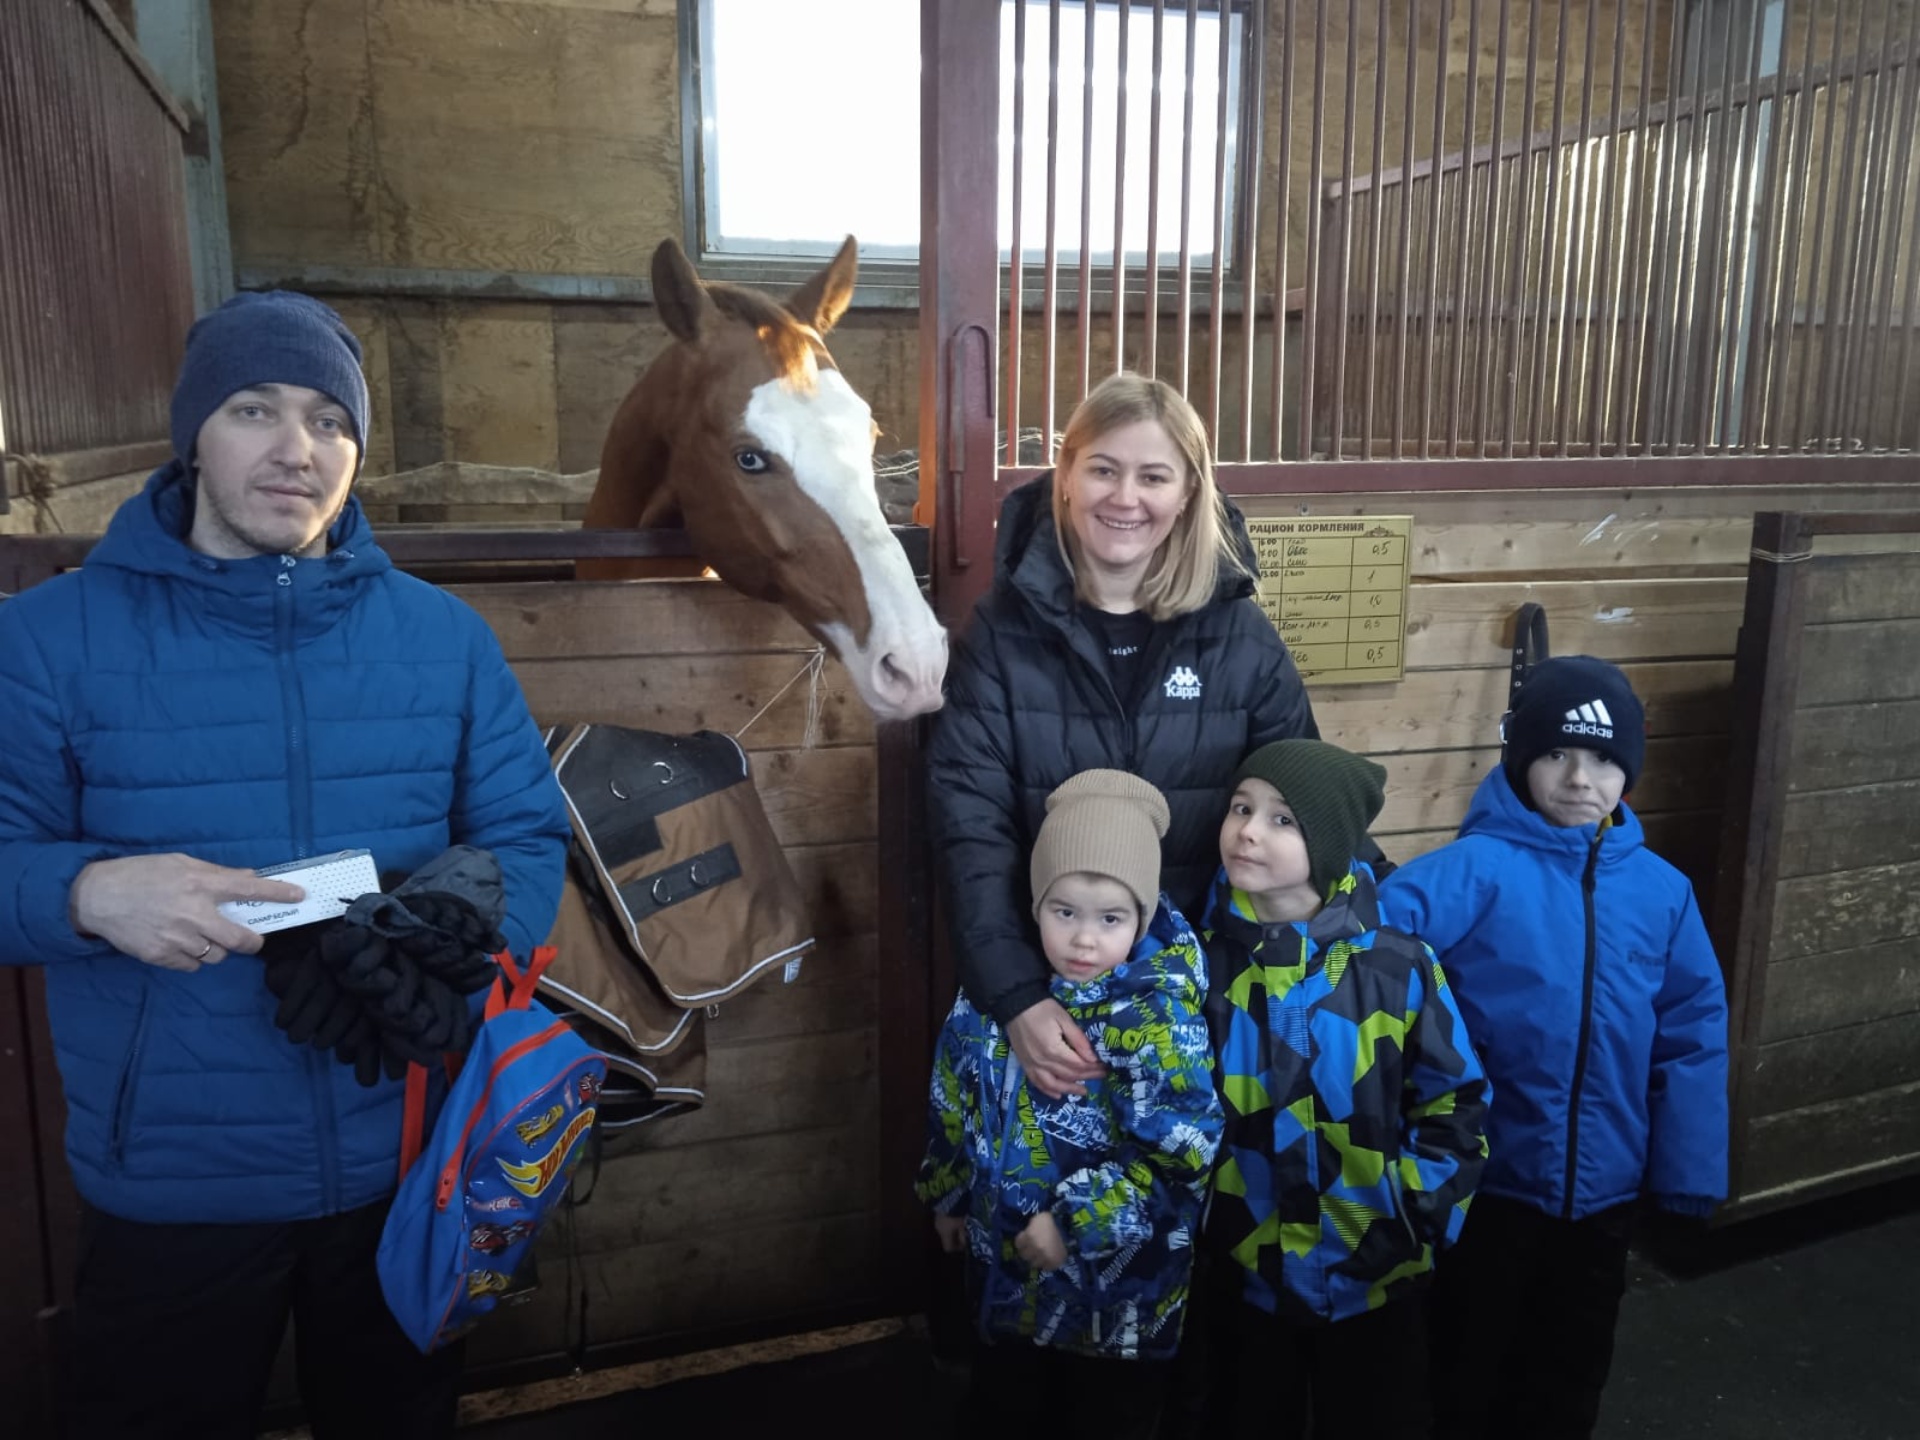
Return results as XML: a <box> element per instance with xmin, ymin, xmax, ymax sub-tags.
<box><xmin>189</xmin><ymin>384</ymin><xmax>358</xmax><ymax>560</ymax></box>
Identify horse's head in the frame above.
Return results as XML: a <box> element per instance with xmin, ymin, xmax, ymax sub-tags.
<box><xmin>584</xmin><ymin>236</ymin><xmax>947</xmax><ymax>724</ymax></box>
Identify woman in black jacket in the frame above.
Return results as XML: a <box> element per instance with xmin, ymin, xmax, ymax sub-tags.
<box><xmin>927</xmin><ymin>373</ymin><xmax>1320</xmax><ymax>1098</ymax></box>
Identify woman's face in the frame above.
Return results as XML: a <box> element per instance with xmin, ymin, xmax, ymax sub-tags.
<box><xmin>1060</xmin><ymin>418</ymin><xmax>1192</xmax><ymax>594</ymax></box>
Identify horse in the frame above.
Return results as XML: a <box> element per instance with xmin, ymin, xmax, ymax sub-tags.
<box><xmin>580</xmin><ymin>236</ymin><xmax>948</xmax><ymax>724</ymax></box>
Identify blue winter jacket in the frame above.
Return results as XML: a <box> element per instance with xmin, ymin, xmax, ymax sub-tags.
<box><xmin>915</xmin><ymin>897</ymin><xmax>1224</xmax><ymax>1360</ymax></box>
<box><xmin>0</xmin><ymin>465</ymin><xmax>570</xmax><ymax>1225</ymax></box>
<box><xmin>1376</xmin><ymin>770</ymin><xmax>1729</xmax><ymax>1220</ymax></box>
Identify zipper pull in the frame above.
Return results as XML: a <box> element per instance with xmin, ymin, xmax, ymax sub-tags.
<box><xmin>436</xmin><ymin>1157</ymin><xmax>460</xmax><ymax>1210</ymax></box>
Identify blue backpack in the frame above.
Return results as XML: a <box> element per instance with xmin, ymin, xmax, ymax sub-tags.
<box><xmin>378</xmin><ymin>945</ymin><xmax>607</xmax><ymax>1353</ymax></box>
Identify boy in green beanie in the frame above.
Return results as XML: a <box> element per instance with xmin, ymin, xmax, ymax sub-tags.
<box><xmin>1195</xmin><ymin>739</ymin><xmax>1488</xmax><ymax>1438</ymax></box>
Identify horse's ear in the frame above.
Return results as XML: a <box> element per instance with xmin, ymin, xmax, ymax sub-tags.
<box><xmin>788</xmin><ymin>234</ymin><xmax>858</xmax><ymax>336</ymax></box>
<box><xmin>652</xmin><ymin>237</ymin><xmax>718</xmax><ymax>341</ymax></box>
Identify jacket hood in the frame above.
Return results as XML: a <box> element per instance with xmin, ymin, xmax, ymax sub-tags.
<box><xmin>1050</xmin><ymin>893</ymin><xmax>1205</xmax><ymax>1008</ymax></box>
<box><xmin>1203</xmin><ymin>856</ymin><xmax>1383</xmax><ymax>953</ymax></box>
<box><xmin>1459</xmin><ymin>766</ymin><xmax>1646</xmax><ymax>864</ymax></box>
<box><xmin>995</xmin><ymin>472</ymin><xmax>1260</xmax><ymax>624</ymax></box>
<box><xmin>86</xmin><ymin>461</ymin><xmax>393</xmax><ymax>638</ymax></box>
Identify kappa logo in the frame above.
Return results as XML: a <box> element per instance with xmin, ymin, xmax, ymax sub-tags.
<box><xmin>1561</xmin><ymin>699</ymin><xmax>1615</xmax><ymax>740</ymax></box>
<box><xmin>496</xmin><ymin>1108</ymin><xmax>595</xmax><ymax>1198</ymax></box>
<box><xmin>1163</xmin><ymin>664</ymin><xmax>1202</xmax><ymax>700</ymax></box>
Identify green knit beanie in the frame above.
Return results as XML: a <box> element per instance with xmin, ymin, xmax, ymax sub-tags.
<box><xmin>1230</xmin><ymin>740</ymin><xmax>1388</xmax><ymax>896</ymax></box>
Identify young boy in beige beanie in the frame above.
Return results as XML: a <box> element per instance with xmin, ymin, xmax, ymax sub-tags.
<box><xmin>916</xmin><ymin>769</ymin><xmax>1224</xmax><ymax>1436</ymax></box>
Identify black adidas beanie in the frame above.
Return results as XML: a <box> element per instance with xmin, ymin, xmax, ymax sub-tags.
<box><xmin>1501</xmin><ymin>655</ymin><xmax>1647</xmax><ymax>799</ymax></box>
<box><xmin>1231</xmin><ymin>739</ymin><xmax>1387</xmax><ymax>897</ymax></box>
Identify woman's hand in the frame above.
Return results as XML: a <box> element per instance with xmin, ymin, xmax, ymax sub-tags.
<box><xmin>1015</xmin><ymin>1211</ymin><xmax>1069</xmax><ymax>1272</ymax></box>
<box><xmin>932</xmin><ymin>1213</ymin><xmax>967</xmax><ymax>1254</ymax></box>
<box><xmin>1005</xmin><ymin>998</ymin><xmax>1105</xmax><ymax>1099</ymax></box>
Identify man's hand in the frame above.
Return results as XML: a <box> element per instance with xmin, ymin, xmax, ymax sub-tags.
<box><xmin>1015</xmin><ymin>1211</ymin><xmax>1068</xmax><ymax>1272</ymax></box>
<box><xmin>69</xmin><ymin>854</ymin><xmax>305</xmax><ymax>972</ymax></box>
<box><xmin>932</xmin><ymin>1213</ymin><xmax>967</xmax><ymax>1254</ymax></box>
<box><xmin>1005</xmin><ymin>998</ymin><xmax>1105</xmax><ymax>1099</ymax></box>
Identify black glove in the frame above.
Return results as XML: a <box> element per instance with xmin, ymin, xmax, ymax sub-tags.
<box><xmin>389</xmin><ymin>891</ymin><xmax>507</xmax><ymax>994</ymax></box>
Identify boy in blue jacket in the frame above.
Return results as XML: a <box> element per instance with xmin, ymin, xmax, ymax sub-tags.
<box><xmin>917</xmin><ymin>770</ymin><xmax>1223</xmax><ymax>1436</ymax></box>
<box><xmin>1198</xmin><ymin>739</ymin><xmax>1488</xmax><ymax>1439</ymax></box>
<box><xmin>1378</xmin><ymin>656</ymin><xmax>1730</xmax><ymax>1440</ymax></box>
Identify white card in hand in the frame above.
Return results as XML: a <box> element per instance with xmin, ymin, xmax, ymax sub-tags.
<box><xmin>219</xmin><ymin>849</ymin><xmax>381</xmax><ymax>934</ymax></box>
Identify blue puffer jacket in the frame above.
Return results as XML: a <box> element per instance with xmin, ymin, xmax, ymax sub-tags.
<box><xmin>1376</xmin><ymin>770</ymin><xmax>1729</xmax><ymax>1220</ymax></box>
<box><xmin>0</xmin><ymin>465</ymin><xmax>570</xmax><ymax>1225</ymax></box>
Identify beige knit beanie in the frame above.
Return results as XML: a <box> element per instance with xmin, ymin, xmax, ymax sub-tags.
<box><xmin>1029</xmin><ymin>769</ymin><xmax>1172</xmax><ymax>941</ymax></box>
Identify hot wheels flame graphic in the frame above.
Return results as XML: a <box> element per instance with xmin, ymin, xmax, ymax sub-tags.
<box><xmin>496</xmin><ymin>1108</ymin><xmax>596</xmax><ymax>1197</ymax></box>
<box><xmin>514</xmin><ymin>1104</ymin><xmax>565</xmax><ymax>1145</ymax></box>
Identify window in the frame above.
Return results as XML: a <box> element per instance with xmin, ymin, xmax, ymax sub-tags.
<box><xmin>686</xmin><ymin>0</ymin><xmax>1250</xmax><ymax>271</ymax></box>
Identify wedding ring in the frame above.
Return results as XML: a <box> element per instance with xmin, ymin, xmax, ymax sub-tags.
<box><xmin>193</xmin><ymin>940</ymin><xmax>213</xmax><ymax>959</ymax></box>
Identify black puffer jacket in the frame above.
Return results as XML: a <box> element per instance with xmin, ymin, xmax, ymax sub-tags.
<box><xmin>927</xmin><ymin>474</ymin><xmax>1318</xmax><ymax>1024</ymax></box>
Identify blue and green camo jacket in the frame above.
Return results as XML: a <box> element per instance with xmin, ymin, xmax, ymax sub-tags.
<box><xmin>915</xmin><ymin>896</ymin><xmax>1224</xmax><ymax>1360</ymax></box>
<box><xmin>1203</xmin><ymin>860</ymin><xmax>1488</xmax><ymax>1325</ymax></box>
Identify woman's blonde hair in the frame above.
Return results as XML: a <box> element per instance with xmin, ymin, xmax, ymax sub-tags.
<box><xmin>1051</xmin><ymin>373</ymin><xmax>1248</xmax><ymax>620</ymax></box>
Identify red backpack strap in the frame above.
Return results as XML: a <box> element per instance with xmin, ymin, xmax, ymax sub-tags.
<box><xmin>399</xmin><ymin>1062</ymin><xmax>431</xmax><ymax>1179</ymax></box>
<box><xmin>486</xmin><ymin>945</ymin><xmax>558</xmax><ymax>1018</ymax></box>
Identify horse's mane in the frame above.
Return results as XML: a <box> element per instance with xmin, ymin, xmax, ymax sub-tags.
<box><xmin>705</xmin><ymin>281</ymin><xmax>821</xmax><ymax>384</ymax></box>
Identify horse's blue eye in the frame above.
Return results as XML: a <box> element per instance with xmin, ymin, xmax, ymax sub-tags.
<box><xmin>736</xmin><ymin>449</ymin><xmax>770</xmax><ymax>473</ymax></box>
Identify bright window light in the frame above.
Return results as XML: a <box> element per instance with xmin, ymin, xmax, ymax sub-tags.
<box><xmin>699</xmin><ymin>1</ymin><xmax>1243</xmax><ymax>265</ymax></box>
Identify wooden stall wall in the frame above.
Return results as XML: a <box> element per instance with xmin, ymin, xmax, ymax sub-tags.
<box><xmin>1713</xmin><ymin>514</ymin><xmax>1920</xmax><ymax>1216</ymax></box>
<box><xmin>1240</xmin><ymin>479</ymin><xmax>1920</xmax><ymax>902</ymax></box>
<box><xmin>448</xmin><ymin>577</ymin><xmax>888</xmax><ymax>1362</ymax></box>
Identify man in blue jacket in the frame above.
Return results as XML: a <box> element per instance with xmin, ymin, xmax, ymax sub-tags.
<box><xmin>0</xmin><ymin>292</ymin><xmax>570</xmax><ymax>1439</ymax></box>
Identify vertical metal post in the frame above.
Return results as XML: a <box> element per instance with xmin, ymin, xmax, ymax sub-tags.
<box><xmin>1528</xmin><ymin>0</ymin><xmax>1572</xmax><ymax>454</ymax></box>
<box><xmin>1043</xmin><ymin>0</ymin><xmax>1063</xmax><ymax>449</ymax></box>
<box><xmin>1823</xmin><ymin>3</ymin><xmax>1894</xmax><ymax>447</ymax></box>
<box><xmin>1178</xmin><ymin>0</ymin><xmax>1199</xmax><ymax>395</ymax></box>
<box><xmin>1390</xmin><ymin>0</ymin><xmax>1418</xmax><ymax>458</ymax></box>
<box><xmin>1763</xmin><ymin>0</ymin><xmax>1827</xmax><ymax>449</ymax></box>
<box><xmin>1690</xmin><ymin>0</ymin><xmax>1747</xmax><ymax>453</ymax></box>
<box><xmin>1419</xmin><ymin>0</ymin><xmax>1451</xmax><ymax>457</ymax></box>
<box><xmin>1113</xmin><ymin>0</ymin><xmax>1131</xmax><ymax>377</ymax></box>
<box><xmin>1360</xmin><ymin>0</ymin><xmax>1389</xmax><ymax>457</ymax></box>
<box><xmin>1475</xmin><ymin>0</ymin><xmax>1512</xmax><ymax>458</ymax></box>
<box><xmin>1789</xmin><ymin>0</ymin><xmax>1853</xmax><ymax>450</ymax></box>
<box><xmin>1552</xmin><ymin>0</ymin><xmax>1601</xmax><ymax>453</ymax></box>
<box><xmin>1077</xmin><ymin>0</ymin><xmax>1097</xmax><ymax>400</ymax></box>
<box><xmin>1839</xmin><ymin>10</ymin><xmax>1901</xmax><ymax>447</ymax></box>
<box><xmin>1741</xmin><ymin>3</ymin><xmax>1799</xmax><ymax>452</ymax></box>
<box><xmin>1008</xmin><ymin>0</ymin><xmax>1028</xmax><ymax>460</ymax></box>
<box><xmin>1717</xmin><ymin>0</ymin><xmax>1773</xmax><ymax>451</ymax></box>
<box><xmin>1301</xmin><ymin>0</ymin><xmax>1329</xmax><ymax>455</ymax></box>
<box><xmin>1589</xmin><ymin>0</ymin><xmax>1630</xmax><ymax>453</ymax></box>
<box><xmin>1331</xmin><ymin>0</ymin><xmax>1361</xmax><ymax>458</ymax></box>
<box><xmin>1446</xmin><ymin>0</ymin><xmax>1481</xmax><ymax>457</ymax></box>
<box><xmin>913</xmin><ymin>0</ymin><xmax>1000</xmax><ymax>1323</ymax></box>
<box><xmin>1145</xmin><ymin>1</ymin><xmax>1165</xmax><ymax>379</ymax></box>
<box><xmin>1857</xmin><ymin>5</ymin><xmax>1920</xmax><ymax>448</ymax></box>
<box><xmin>1503</xmin><ymin>0</ymin><xmax>1541</xmax><ymax>456</ymax></box>
<box><xmin>1238</xmin><ymin>0</ymin><xmax>1265</xmax><ymax>460</ymax></box>
<box><xmin>1207</xmin><ymin>0</ymin><xmax>1232</xmax><ymax>441</ymax></box>
<box><xmin>1271</xmin><ymin>0</ymin><xmax>1296</xmax><ymax>457</ymax></box>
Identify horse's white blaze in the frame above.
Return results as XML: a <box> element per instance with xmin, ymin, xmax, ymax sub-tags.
<box><xmin>744</xmin><ymin>371</ymin><xmax>947</xmax><ymax>722</ymax></box>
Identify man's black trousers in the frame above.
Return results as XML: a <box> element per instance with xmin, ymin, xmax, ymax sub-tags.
<box><xmin>64</xmin><ymin>1197</ymin><xmax>462</xmax><ymax>1440</ymax></box>
<box><xmin>1427</xmin><ymin>1192</ymin><xmax>1635</xmax><ymax>1440</ymax></box>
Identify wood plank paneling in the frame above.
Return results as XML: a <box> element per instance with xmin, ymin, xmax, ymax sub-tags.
<box><xmin>1760</xmin><ymin>942</ymin><xmax>1920</xmax><ymax>1045</ymax></box>
<box><xmin>1799</xmin><ymin>552</ymin><xmax>1920</xmax><ymax>625</ymax></box>
<box><xmin>705</xmin><ymin>936</ymin><xmax>879</xmax><ymax>1046</ymax></box>
<box><xmin>1769</xmin><ymin>860</ymin><xmax>1920</xmax><ymax>962</ymax></box>
<box><xmin>439</xmin><ymin>306</ymin><xmax>560</xmax><ymax>471</ymax></box>
<box><xmin>1373</xmin><ymin>737</ymin><xmax>1729</xmax><ymax>837</ymax></box>
<box><xmin>1739</xmin><ymin>1079</ymin><xmax>1920</xmax><ymax>1201</ymax></box>
<box><xmin>623</xmin><ymin>1029</ymin><xmax>878</xmax><ymax>1153</ymax></box>
<box><xmin>1793</xmin><ymin>621</ymin><xmax>1920</xmax><ymax>707</ymax></box>
<box><xmin>457</xmin><ymin>580</ymin><xmax>817</xmax><ymax>661</ymax></box>
<box><xmin>750</xmin><ymin>748</ymin><xmax>878</xmax><ymax>849</ymax></box>
<box><xmin>1747</xmin><ymin>1012</ymin><xmax>1920</xmax><ymax>1117</ymax></box>
<box><xmin>463</xmin><ymin>1212</ymin><xmax>882</xmax><ymax>1369</ymax></box>
<box><xmin>507</xmin><ymin>653</ymin><xmax>873</xmax><ymax>750</ymax></box>
<box><xmin>1787</xmin><ymin>701</ymin><xmax>1920</xmax><ymax>791</ymax></box>
<box><xmin>784</xmin><ymin>843</ymin><xmax>879</xmax><ymax>941</ymax></box>
<box><xmin>1777</xmin><ymin>781</ymin><xmax>1920</xmax><ymax>878</ymax></box>
<box><xmin>1402</xmin><ymin>578</ymin><xmax>1746</xmax><ymax>670</ymax></box>
<box><xmin>1310</xmin><ymin>659</ymin><xmax>1732</xmax><ymax>754</ymax></box>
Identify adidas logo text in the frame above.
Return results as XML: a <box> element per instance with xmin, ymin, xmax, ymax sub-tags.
<box><xmin>1561</xmin><ymin>700</ymin><xmax>1614</xmax><ymax>738</ymax></box>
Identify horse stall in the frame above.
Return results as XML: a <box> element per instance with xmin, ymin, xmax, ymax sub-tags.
<box><xmin>7</xmin><ymin>0</ymin><xmax>1920</xmax><ymax>1431</ymax></box>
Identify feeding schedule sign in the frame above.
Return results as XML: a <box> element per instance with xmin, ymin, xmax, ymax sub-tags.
<box><xmin>1247</xmin><ymin>516</ymin><xmax>1413</xmax><ymax>685</ymax></box>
